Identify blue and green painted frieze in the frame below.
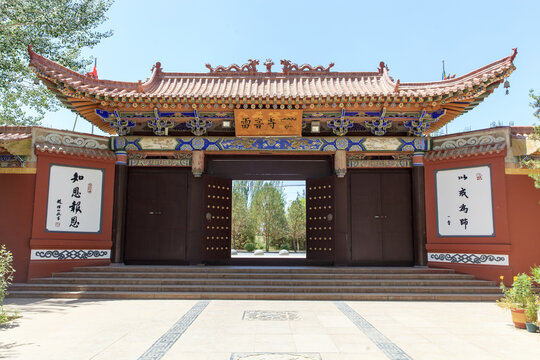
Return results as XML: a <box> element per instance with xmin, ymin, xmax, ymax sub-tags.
<box><xmin>110</xmin><ymin>136</ymin><xmax>427</xmax><ymax>153</ymax></box>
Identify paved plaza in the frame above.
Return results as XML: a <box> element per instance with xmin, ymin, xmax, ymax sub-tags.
<box><xmin>1</xmin><ymin>298</ymin><xmax>539</xmax><ymax>359</ymax></box>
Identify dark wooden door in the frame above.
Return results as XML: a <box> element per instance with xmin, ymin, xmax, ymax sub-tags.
<box><xmin>350</xmin><ymin>170</ymin><xmax>413</xmax><ymax>265</ymax></box>
<box><xmin>306</xmin><ymin>176</ymin><xmax>336</xmax><ymax>261</ymax></box>
<box><xmin>202</xmin><ymin>175</ymin><xmax>232</xmax><ymax>262</ymax></box>
<box><xmin>124</xmin><ymin>168</ymin><xmax>189</xmax><ymax>263</ymax></box>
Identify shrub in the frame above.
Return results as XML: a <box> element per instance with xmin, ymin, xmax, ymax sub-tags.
<box><xmin>0</xmin><ymin>244</ymin><xmax>18</xmax><ymax>325</ymax></box>
<box><xmin>244</xmin><ymin>243</ymin><xmax>256</xmax><ymax>252</ymax></box>
<box><xmin>0</xmin><ymin>245</ymin><xmax>15</xmax><ymax>306</ymax></box>
<box><xmin>279</xmin><ymin>244</ymin><xmax>290</xmax><ymax>251</ymax></box>
<box><xmin>531</xmin><ymin>265</ymin><xmax>540</xmax><ymax>285</ymax></box>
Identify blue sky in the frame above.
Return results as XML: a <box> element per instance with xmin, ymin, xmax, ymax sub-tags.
<box><xmin>40</xmin><ymin>0</ymin><xmax>540</xmax><ymax>135</ymax></box>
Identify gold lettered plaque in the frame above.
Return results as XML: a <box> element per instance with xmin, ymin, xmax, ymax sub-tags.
<box><xmin>234</xmin><ymin>109</ymin><xmax>303</xmax><ymax>136</ymax></box>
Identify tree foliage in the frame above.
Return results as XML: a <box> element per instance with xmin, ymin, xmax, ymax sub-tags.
<box><xmin>231</xmin><ymin>181</ymin><xmax>257</xmax><ymax>250</ymax></box>
<box><xmin>251</xmin><ymin>181</ymin><xmax>289</xmax><ymax>252</ymax></box>
<box><xmin>287</xmin><ymin>191</ymin><xmax>306</xmax><ymax>251</ymax></box>
<box><xmin>0</xmin><ymin>0</ymin><xmax>113</xmax><ymax>125</ymax></box>
<box><xmin>231</xmin><ymin>181</ymin><xmax>307</xmax><ymax>252</ymax></box>
<box><xmin>524</xmin><ymin>90</ymin><xmax>540</xmax><ymax>188</ymax></box>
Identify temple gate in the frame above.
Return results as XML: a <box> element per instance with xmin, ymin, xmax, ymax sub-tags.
<box><xmin>25</xmin><ymin>47</ymin><xmax>520</xmax><ymax>269</ymax></box>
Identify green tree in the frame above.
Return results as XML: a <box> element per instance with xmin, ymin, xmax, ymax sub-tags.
<box><xmin>524</xmin><ymin>90</ymin><xmax>540</xmax><ymax>188</ymax></box>
<box><xmin>0</xmin><ymin>0</ymin><xmax>113</xmax><ymax>125</ymax></box>
<box><xmin>231</xmin><ymin>181</ymin><xmax>256</xmax><ymax>250</ymax></box>
<box><xmin>287</xmin><ymin>191</ymin><xmax>306</xmax><ymax>252</ymax></box>
<box><xmin>251</xmin><ymin>181</ymin><xmax>288</xmax><ymax>252</ymax></box>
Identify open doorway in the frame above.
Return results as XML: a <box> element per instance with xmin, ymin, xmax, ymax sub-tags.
<box><xmin>231</xmin><ymin>180</ymin><xmax>306</xmax><ymax>259</ymax></box>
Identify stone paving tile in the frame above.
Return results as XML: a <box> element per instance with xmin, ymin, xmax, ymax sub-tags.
<box><xmin>3</xmin><ymin>298</ymin><xmax>540</xmax><ymax>360</ymax></box>
<box><xmin>1</xmin><ymin>299</ymin><xmax>197</xmax><ymax>360</ymax></box>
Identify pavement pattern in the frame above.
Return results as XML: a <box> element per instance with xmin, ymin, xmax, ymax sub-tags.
<box><xmin>1</xmin><ymin>298</ymin><xmax>540</xmax><ymax>359</ymax></box>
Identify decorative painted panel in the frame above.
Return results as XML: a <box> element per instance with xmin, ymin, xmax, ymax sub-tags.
<box><xmin>0</xmin><ymin>154</ymin><xmax>25</xmax><ymax>168</ymax></box>
<box><xmin>45</xmin><ymin>164</ymin><xmax>104</xmax><ymax>233</ymax></box>
<box><xmin>347</xmin><ymin>159</ymin><xmax>412</xmax><ymax>168</ymax></box>
<box><xmin>111</xmin><ymin>136</ymin><xmax>428</xmax><ymax>152</ymax></box>
<box><xmin>428</xmin><ymin>252</ymin><xmax>508</xmax><ymax>266</ymax></box>
<box><xmin>31</xmin><ymin>249</ymin><xmax>110</xmax><ymax>260</ymax></box>
<box><xmin>128</xmin><ymin>158</ymin><xmax>191</xmax><ymax>167</ymax></box>
<box><xmin>435</xmin><ymin>165</ymin><xmax>494</xmax><ymax>237</ymax></box>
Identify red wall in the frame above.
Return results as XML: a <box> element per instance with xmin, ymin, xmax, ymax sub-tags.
<box><xmin>506</xmin><ymin>174</ymin><xmax>540</xmax><ymax>276</ymax></box>
<box><xmin>424</xmin><ymin>152</ymin><xmax>514</xmax><ymax>282</ymax></box>
<box><xmin>0</xmin><ymin>174</ymin><xmax>35</xmax><ymax>283</ymax></box>
<box><xmin>27</xmin><ymin>151</ymin><xmax>115</xmax><ymax>280</ymax></box>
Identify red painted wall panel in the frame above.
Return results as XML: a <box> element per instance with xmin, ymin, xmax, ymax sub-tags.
<box><xmin>27</xmin><ymin>152</ymin><xmax>115</xmax><ymax>280</ymax></box>
<box><xmin>424</xmin><ymin>153</ymin><xmax>511</xmax><ymax>282</ymax></box>
<box><xmin>506</xmin><ymin>174</ymin><xmax>540</xmax><ymax>276</ymax></box>
<box><xmin>0</xmin><ymin>174</ymin><xmax>35</xmax><ymax>283</ymax></box>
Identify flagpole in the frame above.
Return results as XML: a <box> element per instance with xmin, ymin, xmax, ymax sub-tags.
<box><xmin>72</xmin><ymin>114</ymin><xmax>78</xmax><ymax>131</ymax></box>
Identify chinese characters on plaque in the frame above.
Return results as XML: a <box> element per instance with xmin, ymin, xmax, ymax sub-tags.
<box><xmin>436</xmin><ymin>165</ymin><xmax>494</xmax><ymax>236</ymax></box>
<box><xmin>234</xmin><ymin>109</ymin><xmax>302</xmax><ymax>136</ymax></box>
<box><xmin>45</xmin><ymin>165</ymin><xmax>104</xmax><ymax>233</ymax></box>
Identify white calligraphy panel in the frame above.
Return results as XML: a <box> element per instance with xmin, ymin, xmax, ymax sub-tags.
<box><xmin>435</xmin><ymin>165</ymin><xmax>494</xmax><ymax>237</ymax></box>
<box><xmin>45</xmin><ymin>165</ymin><xmax>104</xmax><ymax>233</ymax></box>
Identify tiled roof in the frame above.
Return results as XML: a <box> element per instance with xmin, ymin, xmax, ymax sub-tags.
<box><xmin>0</xmin><ymin>126</ymin><xmax>33</xmax><ymax>143</ymax></box>
<box><xmin>35</xmin><ymin>142</ymin><xmax>116</xmax><ymax>160</ymax></box>
<box><xmin>425</xmin><ymin>143</ymin><xmax>506</xmax><ymax>161</ymax></box>
<box><xmin>29</xmin><ymin>50</ymin><xmax>516</xmax><ymax>100</ymax></box>
<box><xmin>28</xmin><ymin>47</ymin><xmax>517</xmax><ymax>135</ymax></box>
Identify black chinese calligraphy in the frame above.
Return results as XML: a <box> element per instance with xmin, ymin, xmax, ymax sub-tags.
<box><xmin>458</xmin><ymin>174</ymin><xmax>468</xmax><ymax>180</ymax></box>
<box><xmin>69</xmin><ymin>216</ymin><xmax>80</xmax><ymax>228</ymax></box>
<box><xmin>70</xmin><ymin>172</ymin><xmax>84</xmax><ymax>183</ymax></box>
<box><xmin>241</xmin><ymin>118</ymin><xmax>251</xmax><ymax>129</ymax></box>
<box><xmin>69</xmin><ymin>201</ymin><xmax>82</xmax><ymax>214</ymax></box>
<box><xmin>71</xmin><ymin>187</ymin><xmax>82</xmax><ymax>198</ymax></box>
<box><xmin>458</xmin><ymin>187</ymin><xmax>469</xmax><ymax>198</ymax></box>
<box><xmin>458</xmin><ymin>204</ymin><xmax>469</xmax><ymax>213</ymax></box>
<box><xmin>460</xmin><ymin>218</ymin><xmax>469</xmax><ymax>229</ymax></box>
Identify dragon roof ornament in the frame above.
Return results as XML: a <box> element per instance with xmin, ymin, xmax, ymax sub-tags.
<box><xmin>204</xmin><ymin>59</ymin><xmax>335</xmax><ymax>75</ymax></box>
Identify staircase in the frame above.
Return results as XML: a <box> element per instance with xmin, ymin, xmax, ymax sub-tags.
<box><xmin>8</xmin><ymin>265</ymin><xmax>502</xmax><ymax>301</ymax></box>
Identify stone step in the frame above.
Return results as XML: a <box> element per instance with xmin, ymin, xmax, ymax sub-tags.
<box><xmin>6</xmin><ymin>290</ymin><xmax>502</xmax><ymax>301</ymax></box>
<box><xmin>72</xmin><ymin>265</ymin><xmax>456</xmax><ymax>274</ymax></box>
<box><xmin>52</xmin><ymin>271</ymin><xmax>475</xmax><ymax>280</ymax></box>
<box><xmin>9</xmin><ymin>283</ymin><xmax>501</xmax><ymax>294</ymax></box>
<box><xmin>30</xmin><ymin>277</ymin><xmax>497</xmax><ymax>287</ymax></box>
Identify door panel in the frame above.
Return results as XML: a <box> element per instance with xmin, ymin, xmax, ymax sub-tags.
<box><xmin>381</xmin><ymin>172</ymin><xmax>413</xmax><ymax>263</ymax></box>
<box><xmin>202</xmin><ymin>175</ymin><xmax>232</xmax><ymax>262</ymax></box>
<box><xmin>350</xmin><ymin>173</ymin><xmax>381</xmax><ymax>262</ymax></box>
<box><xmin>350</xmin><ymin>170</ymin><xmax>413</xmax><ymax>265</ymax></box>
<box><xmin>306</xmin><ymin>176</ymin><xmax>335</xmax><ymax>261</ymax></box>
<box><xmin>124</xmin><ymin>168</ymin><xmax>189</xmax><ymax>263</ymax></box>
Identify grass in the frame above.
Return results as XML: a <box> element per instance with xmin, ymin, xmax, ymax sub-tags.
<box><xmin>0</xmin><ymin>307</ymin><xmax>20</xmax><ymax>325</ymax></box>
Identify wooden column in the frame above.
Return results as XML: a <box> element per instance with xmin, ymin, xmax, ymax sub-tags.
<box><xmin>334</xmin><ymin>150</ymin><xmax>347</xmax><ymax>178</ymax></box>
<box><xmin>192</xmin><ymin>151</ymin><xmax>204</xmax><ymax>177</ymax></box>
<box><xmin>334</xmin><ymin>174</ymin><xmax>349</xmax><ymax>266</ymax></box>
<box><xmin>111</xmin><ymin>152</ymin><xmax>128</xmax><ymax>263</ymax></box>
<box><xmin>412</xmin><ymin>152</ymin><xmax>427</xmax><ymax>266</ymax></box>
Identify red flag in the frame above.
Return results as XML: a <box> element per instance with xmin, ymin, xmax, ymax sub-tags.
<box><xmin>85</xmin><ymin>59</ymin><xmax>98</xmax><ymax>79</ymax></box>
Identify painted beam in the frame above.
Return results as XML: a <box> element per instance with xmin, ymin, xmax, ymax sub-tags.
<box><xmin>111</xmin><ymin>136</ymin><xmax>428</xmax><ymax>152</ymax></box>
